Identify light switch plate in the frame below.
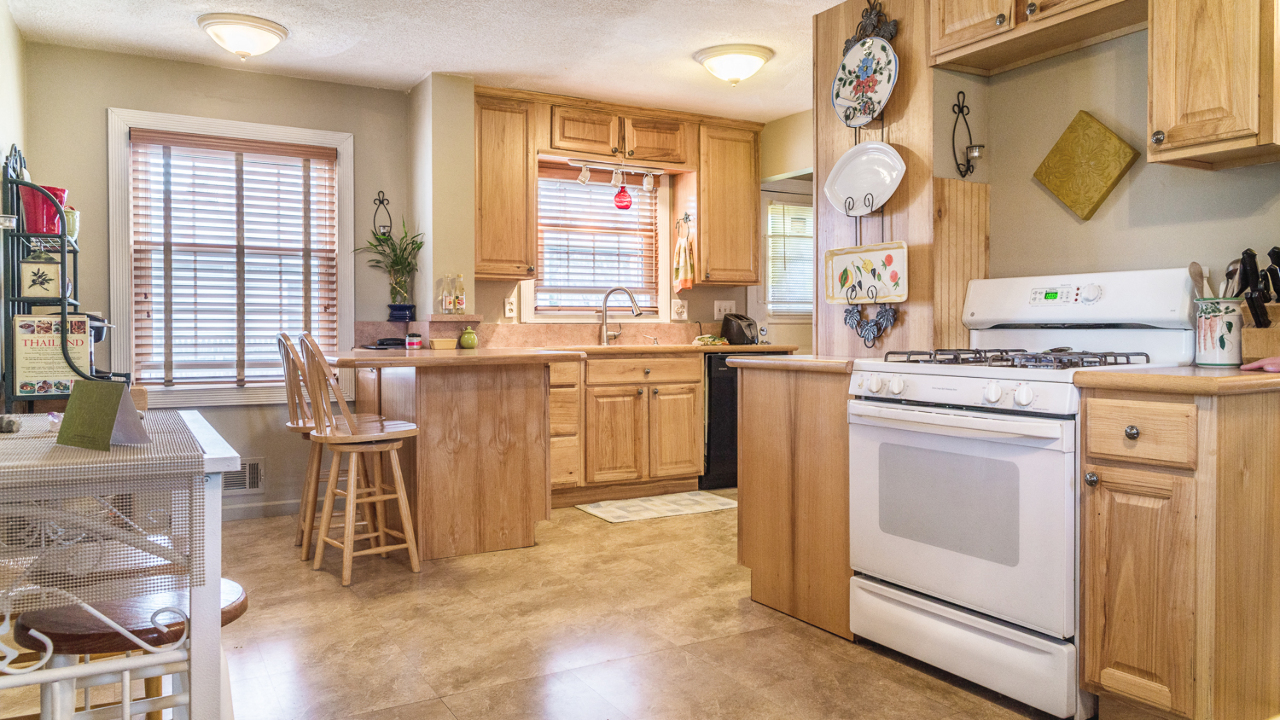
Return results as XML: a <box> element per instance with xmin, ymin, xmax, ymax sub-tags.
<box><xmin>671</xmin><ymin>299</ymin><xmax>688</xmax><ymax>320</ymax></box>
<box><xmin>504</xmin><ymin>296</ymin><xmax>517</xmax><ymax>318</ymax></box>
<box><xmin>714</xmin><ymin>301</ymin><xmax>736</xmax><ymax>320</ymax></box>
<box><xmin>0</xmin><ymin>215</ymin><xmax>15</xmax><ymax>231</ymax></box>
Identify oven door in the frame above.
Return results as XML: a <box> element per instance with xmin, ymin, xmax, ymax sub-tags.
<box><xmin>848</xmin><ymin>399</ymin><xmax>1076</xmax><ymax>639</ymax></box>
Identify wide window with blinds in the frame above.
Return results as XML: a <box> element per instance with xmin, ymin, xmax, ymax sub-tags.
<box><xmin>765</xmin><ymin>202</ymin><xmax>815</xmax><ymax>316</ymax></box>
<box><xmin>535</xmin><ymin>170</ymin><xmax>659</xmax><ymax>313</ymax></box>
<box><xmin>129</xmin><ymin>129</ymin><xmax>338</xmax><ymax>386</ymax></box>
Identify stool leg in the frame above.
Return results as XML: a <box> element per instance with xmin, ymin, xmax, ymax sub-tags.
<box><xmin>297</xmin><ymin>440</ymin><xmax>323</xmax><ymax>559</ymax></box>
<box><xmin>312</xmin><ymin>447</ymin><xmax>342</xmax><ymax>571</ymax></box>
<box><xmin>372</xmin><ymin>452</ymin><xmax>389</xmax><ymax>558</ymax></box>
<box><xmin>341</xmin><ymin>451</ymin><xmax>360</xmax><ymax>586</ymax></box>
<box><xmin>144</xmin><ymin>674</ymin><xmax>163</xmax><ymax>720</ymax></box>
<box><xmin>172</xmin><ymin>663</ymin><xmax>190</xmax><ymax>720</ymax></box>
<box><xmin>40</xmin><ymin>654</ymin><xmax>76</xmax><ymax>720</ymax></box>
<box><xmin>388</xmin><ymin>447</ymin><xmax>421</xmax><ymax>572</ymax></box>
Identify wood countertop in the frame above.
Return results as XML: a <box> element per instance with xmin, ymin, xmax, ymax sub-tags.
<box><xmin>726</xmin><ymin>355</ymin><xmax>855</xmax><ymax>374</ymax></box>
<box><xmin>1073</xmin><ymin>365</ymin><xmax>1280</xmax><ymax>396</ymax></box>
<box><xmin>549</xmin><ymin>344</ymin><xmax>798</xmax><ymax>355</ymax></box>
<box><xmin>333</xmin><ymin>347</ymin><xmax>586</xmax><ymax>369</ymax></box>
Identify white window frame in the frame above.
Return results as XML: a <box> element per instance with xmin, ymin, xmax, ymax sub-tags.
<box><xmin>518</xmin><ymin>180</ymin><xmax>671</xmax><ymax>324</ymax></box>
<box><xmin>748</xmin><ymin>187</ymin><xmax>814</xmax><ymax>326</ymax></box>
<box><xmin>107</xmin><ymin>108</ymin><xmax>355</xmax><ymax>408</ymax></box>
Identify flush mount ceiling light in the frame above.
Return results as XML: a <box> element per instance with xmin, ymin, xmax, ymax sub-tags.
<box><xmin>694</xmin><ymin>44</ymin><xmax>774</xmax><ymax>86</ymax></box>
<box><xmin>198</xmin><ymin>13</ymin><xmax>289</xmax><ymax>61</ymax></box>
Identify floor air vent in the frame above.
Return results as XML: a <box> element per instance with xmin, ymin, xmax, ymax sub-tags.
<box><xmin>222</xmin><ymin>457</ymin><xmax>264</xmax><ymax>495</ymax></box>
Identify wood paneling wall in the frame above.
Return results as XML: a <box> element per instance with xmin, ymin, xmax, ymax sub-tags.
<box><xmin>933</xmin><ymin>177</ymin><xmax>990</xmax><ymax>349</ymax></box>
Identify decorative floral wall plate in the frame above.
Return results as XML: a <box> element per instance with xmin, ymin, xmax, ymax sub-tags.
<box><xmin>831</xmin><ymin>37</ymin><xmax>898</xmax><ymax>129</ymax></box>
<box><xmin>824</xmin><ymin>241</ymin><xmax>907</xmax><ymax>305</ymax></box>
<box><xmin>823</xmin><ymin>141</ymin><xmax>905</xmax><ymax>217</ymax></box>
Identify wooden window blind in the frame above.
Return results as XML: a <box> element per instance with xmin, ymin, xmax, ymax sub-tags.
<box><xmin>766</xmin><ymin>202</ymin><xmax>815</xmax><ymax>316</ymax></box>
<box><xmin>130</xmin><ymin>129</ymin><xmax>338</xmax><ymax>386</ymax></box>
<box><xmin>535</xmin><ymin>171</ymin><xmax>659</xmax><ymax>313</ymax></box>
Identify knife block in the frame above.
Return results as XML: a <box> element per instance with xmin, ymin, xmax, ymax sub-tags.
<box><xmin>1242</xmin><ymin>304</ymin><xmax>1280</xmax><ymax>363</ymax></box>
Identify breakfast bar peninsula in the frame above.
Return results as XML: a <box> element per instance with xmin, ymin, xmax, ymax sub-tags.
<box><xmin>333</xmin><ymin>347</ymin><xmax>586</xmax><ymax>560</ymax></box>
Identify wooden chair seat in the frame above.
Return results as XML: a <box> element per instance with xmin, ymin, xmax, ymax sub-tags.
<box><xmin>310</xmin><ymin>417</ymin><xmax>418</xmax><ymax>444</ymax></box>
<box><xmin>287</xmin><ymin>413</ymin><xmax>381</xmax><ymax>434</ymax></box>
<box><xmin>14</xmin><ymin>578</ymin><xmax>247</xmax><ymax>656</ymax></box>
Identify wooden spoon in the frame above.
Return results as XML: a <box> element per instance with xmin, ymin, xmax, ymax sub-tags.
<box><xmin>1189</xmin><ymin>262</ymin><xmax>1206</xmax><ymax>299</ymax></box>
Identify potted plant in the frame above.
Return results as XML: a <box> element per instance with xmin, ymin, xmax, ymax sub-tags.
<box><xmin>358</xmin><ymin>219</ymin><xmax>424</xmax><ymax>322</ymax></box>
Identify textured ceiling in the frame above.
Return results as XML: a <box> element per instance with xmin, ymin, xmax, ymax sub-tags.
<box><xmin>10</xmin><ymin>0</ymin><xmax>834</xmax><ymax>123</ymax></box>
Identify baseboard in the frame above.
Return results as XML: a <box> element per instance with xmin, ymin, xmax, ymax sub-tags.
<box><xmin>221</xmin><ymin>498</ymin><xmax>299</xmax><ymax>521</ymax></box>
<box><xmin>552</xmin><ymin>477</ymin><xmax>699</xmax><ymax>508</ymax></box>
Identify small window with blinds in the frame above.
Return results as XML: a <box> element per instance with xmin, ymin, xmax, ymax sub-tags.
<box><xmin>535</xmin><ymin>169</ymin><xmax>659</xmax><ymax>314</ymax></box>
<box><xmin>766</xmin><ymin>202</ymin><xmax>815</xmax><ymax>316</ymax></box>
<box><xmin>129</xmin><ymin>129</ymin><xmax>338</xmax><ymax>386</ymax></box>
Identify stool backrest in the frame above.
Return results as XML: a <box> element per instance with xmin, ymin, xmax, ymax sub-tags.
<box><xmin>299</xmin><ymin>332</ymin><xmax>358</xmax><ymax>437</ymax></box>
<box><xmin>277</xmin><ymin>333</ymin><xmax>314</xmax><ymax>430</ymax></box>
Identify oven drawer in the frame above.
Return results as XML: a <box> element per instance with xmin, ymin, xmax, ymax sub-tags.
<box><xmin>1085</xmin><ymin>398</ymin><xmax>1197</xmax><ymax>470</ymax></box>
<box><xmin>586</xmin><ymin>357</ymin><xmax>702</xmax><ymax>385</ymax></box>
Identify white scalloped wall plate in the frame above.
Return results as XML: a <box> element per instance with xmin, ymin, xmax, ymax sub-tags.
<box><xmin>823</xmin><ymin>141</ymin><xmax>905</xmax><ymax>217</ymax></box>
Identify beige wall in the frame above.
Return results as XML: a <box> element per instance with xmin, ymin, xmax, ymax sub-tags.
<box><xmin>0</xmin><ymin>5</ymin><xmax>21</xmax><ymax>154</ymax></box>
<box><xmin>987</xmin><ymin>32</ymin><xmax>1280</xmax><ymax>280</ymax></box>
<box><xmin>24</xmin><ymin>43</ymin><xmax>412</xmax><ymax>518</ymax></box>
<box><xmin>761</xmin><ymin>110</ymin><xmax>814</xmax><ymax>181</ymax></box>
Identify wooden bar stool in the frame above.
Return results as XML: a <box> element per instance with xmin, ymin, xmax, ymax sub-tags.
<box><xmin>11</xmin><ymin>578</ymin><xmax>247</xmax><ymax>720</ymax></box>
<box><xmin>276</xmin><ymin>333</ymin><xmax>380</xmax><ymax>561</ymax></box>
<box><xmin>298</xmin><ymin>333</ymin><xmax>422</xmax><ymax>586</ymax></box>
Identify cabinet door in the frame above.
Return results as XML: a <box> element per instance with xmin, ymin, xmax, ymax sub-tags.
<box><xmin>1082</xmin><ymin>464</ymin><xmax>1196</xmax><ymax>717</ymax></box>
<box><xmin>551</xmin><ymin>106</ymin><xmax>619</xmax><ymax>157</ymax></box>
<box><xmin>1025</xmin><ymin>0</ymin><xmax>1095</xmax><ymax>21</ymax></box>
<box><xmin>648</xmin><ymin>383</ymin><xmax>704</xmax><ymax>478</ymax></box>
<box><xmin>1149</xmin><ymin>0</ymin><xmax>1259</xmax><ymax>151</ymax></box>
<box><xmin>475</xmin><ymin>96</ymin><xmax>537</xmax><ymax>279</ymax></box>
<box><xmin>931</xmin><ymin>0</ymin><xmax>1018</xmax><ymax>55</ymax></box>
<box><xmin>698</xmin><ymin>125</ymin><xmax>760</xmax><ymax>285</ymax></box>
<box><xmin>585</xmin><ymin>385</ymin><xmax>647</xmax><ymax>483</ymax></box>
<box><xmin>623</xmin><ymin>117</ymin><xmax>689</xmax><ymax>163</ymax></box>
<box><xmin>550</xmin><ymin>435</ymin><xmax>584</xmax><ymax>488</ymax></box>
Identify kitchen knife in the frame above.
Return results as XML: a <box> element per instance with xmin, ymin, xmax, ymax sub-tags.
<box><xmin>1241</xmin><ymin>249</ymin><xmax>1272</xmax><ymax>328</ymax></box>
<box><xmin>1268</xmin><ymin>247</ymin><xmax>1280</xmax><ymax>302</ymax></box>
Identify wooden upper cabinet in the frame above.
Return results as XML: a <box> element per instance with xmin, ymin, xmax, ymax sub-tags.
<box><xmin>1148</xmin><ymin>0</ymin><xmax>1260</xmax><ymax>154</ymax></box>
<box><xmin>622</xmin><ymin>117</ymin><xmax>689</xmax><ymax>163</ymax></box>
<box><xmin>1025</xmin><ymin>0</ymin><xmax>1095</xmax><ymax>20</ymax></box>
<box><xmin>1082</xmin><ymin>463</ymin><xmax>1196</xmax><ymax>718</ymax></box>
<box><xmin>551</xmin><ymin>106</ymin><xmax>619</xmax><ymax>157</ymax></box>
<box><xmin>931</xmin><ymin>0</ymin><xmax>1019</xmax><ymax>55</ymax></box>
<box><xmin>475</xmin><ymin>96</ymin><xmax>537</xmax><ymax>279</ymax></box>
<box><xmin>697</xmin><ymin>125</ymin><xmax>760</xmax><ymax>285</ymax></box>
<box><xmin>647</xmin><ymin>383</ymin><xmax>703</xmax><ymax>478</ymax></box>
<box><xmin>585</xmin><ymin>385</ymin><xmax>647</xmax><ymax>484</ymax></box>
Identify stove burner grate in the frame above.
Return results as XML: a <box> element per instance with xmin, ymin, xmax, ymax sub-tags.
<box><xmin>884</xmin><ymin>349</ymin><xmax>1151</xmax><ymax>369</ymax></box>
<box><xmin>884</xmin><ymin>348</ymin><xmax>1026</xmax><ymax>365</ymax></box>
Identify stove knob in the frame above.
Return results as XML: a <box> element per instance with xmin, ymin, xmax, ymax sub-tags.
<box><xmin>983</xmin><ymin>381</ymin><xmax>1003</xmax><ymax>404</ymax></box>
<box><xmin>867</xmin><ymin>376</ymin><xmax>884</xmax><ymax>394</ymax></box>
<box><xmin>889</xmin><ymin>377</ymin><xmax>906</xmax><ymax>395</ymax></box>
<box><xmin>1014</xmin><ymin>385</ymin><xmax>1035</xmax><ymax>407</ymax></box>
<box><xmin>1081</xmin><ymin>283</ymin><xmax>1102</xmax><ymax>303</ymax></box>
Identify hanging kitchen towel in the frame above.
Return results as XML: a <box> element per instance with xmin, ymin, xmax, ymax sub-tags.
<box><xmin>673</xmin><ymin>232</ymin><xmax>694</xmax><ymax>295</ymax></box>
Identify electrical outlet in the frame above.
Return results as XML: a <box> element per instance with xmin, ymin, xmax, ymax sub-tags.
<box><xmin>671</xmin><ymin>299</ymin><xmax>688</xmax><ymax>320</ymax></box>
<box><xmin>504</xmin><ymin>296</ymin><xmax>517</xmax><ymax>318</ymax></box>
<box><xmin>714</xmin><ymin>301</ymin><xmax>736</xmax><ymax>320</ymax></box>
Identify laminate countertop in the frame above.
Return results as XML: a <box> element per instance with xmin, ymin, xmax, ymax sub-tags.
<box><xmin>726</xmin><ymin>355</ymin><xmax>855</xmax><ymax>374</ymax></box>
<box><xmin>332</xmin><ymin>347</ymin><xmax>586</xmax><ymax>369</ymax></box>
<box><xmin>552</xmin><ymin>344</ymin><xmax>798</xmax><ymax>355</ymax></box>
<box><xmin>1073</xmin><ymin>365</ymin><xmax>1280</xmax><ymax>396</ymax></box>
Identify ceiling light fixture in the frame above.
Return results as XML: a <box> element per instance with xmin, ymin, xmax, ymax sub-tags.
<box><xmin>198</xmin><ymin>13</ymin><xmax>289</xmax><ymax>61</ymax></box>
<box><xmin>694</xmin><ymin>44</ymin><xmax>774</xmax><ymax>86</ymax></box>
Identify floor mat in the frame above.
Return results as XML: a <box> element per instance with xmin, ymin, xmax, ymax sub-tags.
<box><xmin>576</xmin><ymin>490</ymin><xmax>738</xmax><ymax>523</ymax></box>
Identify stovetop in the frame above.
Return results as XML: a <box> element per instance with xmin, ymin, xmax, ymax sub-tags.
<box><xmin>882</xmin><ymin>348</ymin><xmax>1152</xmax><ymax>370</ymax></box>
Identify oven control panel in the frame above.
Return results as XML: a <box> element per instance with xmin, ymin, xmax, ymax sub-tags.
<box><xmin>1029</xmin><ymin>283</ymin><xmax>1102</xmax><ymax>305</ymax></box>
<box><xmin>850</xmin><ymin>372</ymin><xmax>1079</xmax><ymax>415</ymax></box>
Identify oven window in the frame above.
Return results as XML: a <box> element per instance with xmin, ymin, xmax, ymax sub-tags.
<box><xmin>877</xmin><ymin>444</ymin><xmax>1020</xmax><ymax>567</ymax></box>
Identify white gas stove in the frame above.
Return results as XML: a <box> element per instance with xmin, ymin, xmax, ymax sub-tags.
<box><xmin>846</xmin><ymin>268</ymin><xmax>1195</xmax><ymax>720</ymax></box>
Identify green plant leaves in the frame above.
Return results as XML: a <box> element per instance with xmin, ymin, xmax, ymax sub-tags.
<box><xmin>839</xmin><ymin>267</ymin><xmax>850</xmax><ymax>288</ymax></box>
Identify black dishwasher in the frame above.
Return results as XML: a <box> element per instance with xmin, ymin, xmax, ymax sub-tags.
<box><xmin>701</xmin><ymin>351</ymin><xmax>787</xmax><ymax>490</ymax></box>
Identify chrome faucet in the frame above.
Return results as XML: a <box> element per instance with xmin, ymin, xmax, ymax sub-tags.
<box><xmin>600</xmin><ymin>286</ymin><xmax>642</xmax><ymax>345</ymax></box>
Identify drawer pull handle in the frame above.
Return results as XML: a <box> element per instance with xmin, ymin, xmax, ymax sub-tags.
<box><xmin>1124</xmin><ymin>425</ymin><xmax>1140</xmax><ymax>440</ymax></box>
<box><xmin>1085</xmin><ymin>472</ymin><xmax>1099</xmax><ymax>487</ymax></box>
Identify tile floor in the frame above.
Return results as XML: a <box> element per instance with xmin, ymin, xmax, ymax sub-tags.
<box><xmin>2</xmin><ymin>490</ymin><xmax>1056</xmax><ymax>719</ymax></box>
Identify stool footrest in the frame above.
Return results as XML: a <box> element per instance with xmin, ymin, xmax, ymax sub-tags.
<box><xmin>352</xmin><ymin>543</ymin><xmax>409</xmax><ymax>557</ymax></box>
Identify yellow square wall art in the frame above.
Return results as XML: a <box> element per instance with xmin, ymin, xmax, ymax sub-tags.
<box><xmin>1033</xmin><ymin>110</ymin><xmax>1139</xmax><ymax>221</ymax></box>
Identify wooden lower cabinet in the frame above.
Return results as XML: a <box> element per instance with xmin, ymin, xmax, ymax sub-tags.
<box><xmin>647</xmin><ymin>383</ymin><xmax>703</xmax><ymax>478</ymax></box>
<box><xmin>585</xmin><ymin>385</ymin><xmax>648</xmax><ymax>483</ymax></box>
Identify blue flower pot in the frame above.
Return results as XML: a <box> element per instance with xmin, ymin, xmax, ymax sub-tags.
<box><xmin>387</xmin><ymin>303</ymin><xmax>416</xmax><ymax>322</ymax></box>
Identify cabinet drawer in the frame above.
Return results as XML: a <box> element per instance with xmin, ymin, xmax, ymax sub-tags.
<box><xmin>549</xmin><ymin>387</ymin><xmax>580</xmax><ymax>436</ymax></box>
<box><xmin>549</xmin><ymin>361</ymin><xmax>580</xmax><ymax>386</ymax></box>
<box><xmin>587</xmin><ymin>357</ymin><xmax>702</xmax><ymax>385</ymax></box>
<box><xmin>1086</xmin><ymin>398</ymin><xmax>1197</xmax><ymax>470</ymax></box>
<box><xmin>550</xmin><ymin>435</ymin><xmax>583</xmax><ymax>488</ymax></box>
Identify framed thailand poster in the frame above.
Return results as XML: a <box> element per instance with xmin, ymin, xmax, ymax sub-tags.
<box><xmin>13</xmin><ymin>314</ymin><xmax>91</xmax><ymax>396</ymax></box>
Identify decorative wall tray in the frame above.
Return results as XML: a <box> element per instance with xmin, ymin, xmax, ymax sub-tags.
<box><xmin>823</xmin><ymin>141</ymin><xmax>905</xmax><ymax>217</ymax></box>
<box><xmin>825</xmin><ymin>240</ymin><xmax>908</xmax><ymax>305</ymax></box>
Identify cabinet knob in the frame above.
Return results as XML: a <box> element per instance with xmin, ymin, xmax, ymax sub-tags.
<box><xmin>652</xmin><ymin>388</ymin><xmax>659</xmax><ymax>395</ymax></box>
<box><xmin>636</xmin><ymin>388</ymin><xmax>643</xmax><ymax>395</ymax></box>
<box><xmin>705</xmin><ymin>271</ymin><xmax>711</xmax><ymax>280</ymax></box>
<box><xmin>1026</xmin><ymin>2</ymin><xmax>1037</xmax><ymax>14</ymax></box>
<box><xmin>627</xmin><ymin>150</ymin><xmax>635</xmax><ymax>157</ymax></box>
<box><xmin>611</xmin><ymin>147</ymin><xmax>619</xmax><ymax>154</ymax></box>
<box><xmin>1124</xmin><ymin>425</ymin><xmax>1140</xmax><ymax>440</ymax></box>
<box><xmin>644</xmin><ymin>368</ymin><xmax>651</xmax><ymax>374</ymax></box>
<box><xmin>1151</xmin><ymin>130</ymin><xmax>1166</xmax><ymax>145</ymax></box>
<box><xmin>995</xmin><ymin>12</ymin><xmax>1007</xmax><ymax>25</ymax></box>
<box><xmin>527</xmin><ymin>266</ymin><xmax>535</xmax><ymax>272</ymax></box>
<box><xmin>1085</xmin><ymin>472</ymin><xmax>1099</xmax><ymax>487</ymax></box>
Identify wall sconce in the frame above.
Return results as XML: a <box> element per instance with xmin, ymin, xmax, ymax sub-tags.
<box><xmin>372</xmin><ymin>191</ymin><xmax>392</xmax><ymax>237</ymax></box>
<box><xmin>952</xmin><ymin>91</ymin><xmax>985</xmax><ymax>178</ymax></box>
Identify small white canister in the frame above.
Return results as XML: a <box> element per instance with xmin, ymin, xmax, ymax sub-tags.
<box><xmin>1195</xmin><ymin>298</ymin><xmax>1243</xmax><ymax>367</ymax></box>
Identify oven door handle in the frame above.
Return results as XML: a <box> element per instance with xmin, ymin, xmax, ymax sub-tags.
<box><xmin>847</xmin><ymin>403</ymin><xmax>1063</xmax><ymax>441</ymax></box>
